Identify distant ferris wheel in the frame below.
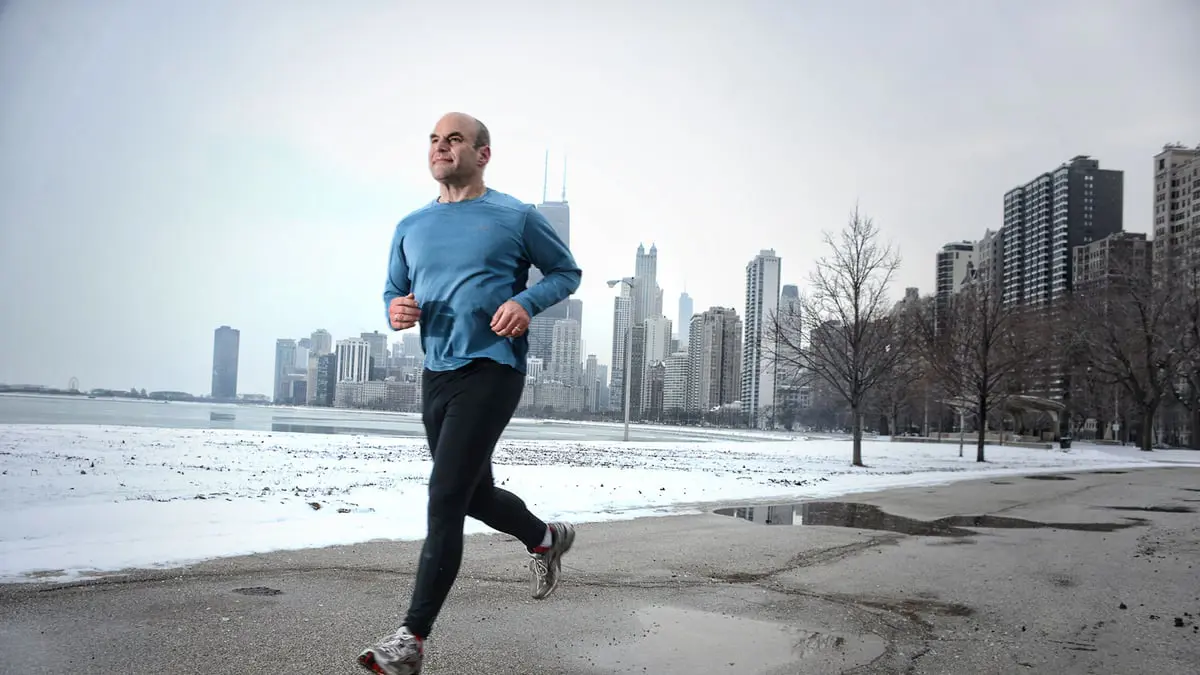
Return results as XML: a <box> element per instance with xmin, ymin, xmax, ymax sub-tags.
<box><xmin>68</xmin><ymin>376</ymin><xmax>79</xmax><ymax>392</ymax></box>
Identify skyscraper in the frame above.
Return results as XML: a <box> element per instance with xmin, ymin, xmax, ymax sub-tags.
<box><xmin>309</xmin><ymin>329</ymin><xmax>333</xmax><ymax>356</ymax></box>
<box><xmin>335</xmin><ymin>338</ymin><xmax>371</xmax><ymax>383</ymax></box>
<box><xmin>741</xmin><ymin>249</ymin><xmax>782</xmax><ymax>427</ymax></box>
<box><xmin>273</xmin><ymin>339</ymin><xmax>297</xmax><ymax>403</ymax></box>
<box><xmin>776</xmin><ymin>285</ymin><xmax>802</xmax><ymax>388</ymax></box>
<box><xmin>676</xmin><ymin>292</ymin><xmax>693</xmax><ymax>344</ymax></box>
<box><xmin>639</xmin><ymin>315</ymin><xmax>673</xmax><ymax>415</ymax></box>
<box><xmin>361</xmin><ymin>330</ymin><xmax>388</xmax><ymax>380</ymax></box>
<box><xmin>550</xmin><ymin>318</ymin><xmax>582</xmax><ymax>384</ymax></box>
<box><xmin>609</xmin><ymin>292</ymin><xmax>632</xmax><ymax>411</ymax></box>
<box><xmin>687</xmin><ymin>307</ymin><xmax>742</xmax><ymax>413</ymax></box>
<box><xmin>525</xmin><ymin>166</ymin><xmax>577</xmax><ymax>368</ymax></box>
<box><xmin>632</xmin><ymin>243</ymin><xmax>662</xmax><ymax>324</ymax></box>
<box><xmin>1152</xmin><ymin>143</ymin><xmax>1200</xmax><ymax>270</ymax></box>
<box><xmin>935</xmin><ymin>241</ymin><xmax>976</xmax><ymax>332</ymax></box>
<box><xmin>1001</xmin><ymin>155</ymin><xmax>1123</xmax><ymax>307</ymax></box>
<box><xmin>211</xmin><ymin>326</ymin><xmax>239</xmax><ymax>400</ymax></box>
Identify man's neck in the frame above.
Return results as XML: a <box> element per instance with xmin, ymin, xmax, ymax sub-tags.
<box><xmin>438</xmin><ymin>181</ymin><xmax>487</xmax><ymax>204</ymax></box>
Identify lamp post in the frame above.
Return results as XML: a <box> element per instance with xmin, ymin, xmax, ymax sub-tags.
<box><xmin>607</xmin><ymin>277</ymin><xmax>636</xmax><ymax>442</ymax></box>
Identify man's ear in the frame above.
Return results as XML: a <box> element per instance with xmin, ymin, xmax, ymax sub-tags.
<box><xmin>477</xmin><ymin>146</ymin><xmax>491</xmax><ymax>168</ymax></box>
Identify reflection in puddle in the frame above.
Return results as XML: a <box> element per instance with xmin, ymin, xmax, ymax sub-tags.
<box><xmin>580</xmin><ymin>605</ymin><xmax>885</xmax><ymax>674</ymax></box>
<box><xmin>714</xmin><ymin>502</ymin><xmax>1146</xmax><ymax>537</ymax></box>
<box><xmin>1025</xmin><ymin>474</ymin><xmax>1075</xmax><ymax>480</ymax></box>
<box><xmin>269</xmin><ymin>422</ymin><xmax>420</xmax><ymax>438</ymax></box>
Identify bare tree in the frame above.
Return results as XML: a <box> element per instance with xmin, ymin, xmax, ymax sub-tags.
<box><xmin>1071</xmin><ymin>251</ymin><xmax>1178</xmax><ymax>451</ymax></box>
<box><xmin>1170</xmin><ymin>258</ymin><xmax>1200</xmax><ymax>448</ymax></box>
<box><xmin>916</xmin><ymin>275</ymin><xmax>1035</xmax><ymax>462</ymax></box>
<box><xmin>770</xmin><ymin>207</ymin><xmax>908</xmax><ymax>466</ymax></box>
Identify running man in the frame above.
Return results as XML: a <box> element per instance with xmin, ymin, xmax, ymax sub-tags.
<box><xmin>357</xmin><ymin>112</ymin><xmax>581</xmax><ymax>675</ymax></box>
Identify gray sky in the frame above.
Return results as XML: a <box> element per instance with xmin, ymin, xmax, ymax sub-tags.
<box><xmin>1</xmin><ymin>0</ymin><xmax>1197</xmax><ymax>396</ymax></box>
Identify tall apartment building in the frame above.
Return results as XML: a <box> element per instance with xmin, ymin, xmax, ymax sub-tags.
<box><xmin>628</xmin><ymin>324</ymin><xmax>646</xmax><ymax>416</ymax></box>
<box><xmin>741</xmin><ymin>249</ymin><xmax>782</xmax><ymax>427</ymax></box>
<box><xmin>1152</xmin><ymin>143</ymin><xmax>1200</xmax><ymax>270</ymax></box>
<box><xmin>935</xmin><ymin>241</ymin><xmax>976</xmax><ymax>332</ymax></box>
<box><xmin>526</xmin><ymin>356</ymin><xmax>545</xmax><ymax>381</ymax></box>
<box><xmin>335</xmin><ymin>338</ymin><xmax>371</xmax><ymax>383</ymax></box>
<box><xmin>550</xmin><ymin>318</ymin><xmax>582</xmax><ymax>384</ymax></box>
<box><xmin>970</xmin><ymin>228</ymin><xmax>1003</xmax><ymax>298</ymax></box>
<box><xmin>687</xmin><ymin>307</ymin><xmax>743</xmax><ymax>413</ymax></box>
<box><xmin>662</xmin><ymin>351</ymin><xmax>690</xmax><ymax>412</ymax></box>
<box><xmin>640</xmin><ymin>315</ymin><xmax>673</xmax><ymax>415</ymax></box>
<box><xmin>609</xmin><ymin>291</ymin><xmax>632</xmax><ymax>411</ymax></box>
<box><xmin>1001</xmin><ymin>155</ymin><xmax>1124</xmax><ymax>308</ymax></box>
<box><xmin>1073</xmin><ymin>231</ymin><xmax>1152</xmax><ymax>290</ymax></box>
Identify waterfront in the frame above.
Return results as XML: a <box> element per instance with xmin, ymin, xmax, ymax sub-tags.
<box><xmin>0</xmin><ymin>393</ymin><xmax>756</xmax><ymax>442</ymax></box>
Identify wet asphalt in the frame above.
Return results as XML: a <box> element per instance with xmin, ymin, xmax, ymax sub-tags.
<box><xmin>2</xmin><ymin>466</ymin><xmax>1199</xmax><ymax>674</ymax></box>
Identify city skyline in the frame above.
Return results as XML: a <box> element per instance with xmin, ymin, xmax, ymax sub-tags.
<box><xmin>1</xmin><ymin>2</ymin><xmax>1196</xmax><ymax>395</ymax></box>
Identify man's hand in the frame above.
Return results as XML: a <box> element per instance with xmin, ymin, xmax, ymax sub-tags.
<box><xmin>389</xmin><ymin>293</ymin><xmax>421</xmax><ymax>330</ymax></box>
<box><xmin>491</xmin><ymin>300</ymin><xmax>531</xmax><ymax>338</ymax></box>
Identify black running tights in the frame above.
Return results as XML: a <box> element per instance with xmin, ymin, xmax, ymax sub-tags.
<box><xmin>403</xmin><ymin>358</ymin><xmax>547</xmax><ymax>639</ymax></box>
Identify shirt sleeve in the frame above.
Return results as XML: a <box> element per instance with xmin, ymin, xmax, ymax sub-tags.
<box><xmin>511</xmin><ymin>207</ymin><xmax>582</xmax><ymax>317</ymax></box>
<box><xmin>382</xmin><ymin>223</ymin><xmax>411</xmax><ymax>330</ymax></box>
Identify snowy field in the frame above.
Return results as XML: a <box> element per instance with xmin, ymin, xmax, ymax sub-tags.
<box><xmin>2</xmin><ymin>423</ymin><xmax>1198</xmax><ymax>584</ymax></box>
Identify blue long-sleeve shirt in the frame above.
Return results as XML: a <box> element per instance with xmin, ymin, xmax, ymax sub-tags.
<box><xmin>382</xmin><ymin>188</ymin><xmax>582</xmax><ymax>373</ymax></box>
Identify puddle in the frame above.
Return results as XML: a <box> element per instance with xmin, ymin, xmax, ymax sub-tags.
<box><xmin>1025</xmin><ymin>475</ymin><xmax>1075</xmax><ymax>481</ymax></box>
<box><xmin>1090</xmin><ymin>470</ymin><xmax>1128</xmax><ymax>475</ymax></box>
<box><xmin>579</xmin><ymin>605</ymin><xmax>885</xmax><ymax>674</ymax></box>
<box><xmin>231</xmin><ymin>586</ymin><xmax>283</xmax><ymax>596</ymax></box>
<box><xmin>1101</xmin><ymin>505</ymin><xmax>1195</xmax><ymax>514</ymax></box>
<box><xmin>714</xmin><ymin>502</ymin><xmax>1145</xmax><ymax>537</ymax></box>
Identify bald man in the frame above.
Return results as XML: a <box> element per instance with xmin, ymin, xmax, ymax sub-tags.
<box><xmin>357</xmin><ymin>113</ymin><xmax>581</xmax><ymax>675</ymax></box>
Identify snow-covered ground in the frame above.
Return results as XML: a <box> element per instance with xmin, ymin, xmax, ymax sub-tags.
<box><xmin>2</xmin><ymin>424</ymin><xmax>1197</xmax><ymax>584</ymax></box>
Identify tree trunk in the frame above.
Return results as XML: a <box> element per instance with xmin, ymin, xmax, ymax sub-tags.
<box><xmin>976</xmin><ymin>395</ymin><xmax>988</xmax><ymax>463</ymax></box>
<box><xmin>851</xmin><ymin>405</ymin><xmax>864</xmax><ymax>467</ymax></box>
<box><xmin>1191</xmin><ymin>407</ymin><xmax>1200</xmax><ymax>450</ymax></box>
<box><xmin>1139</xmin><ymin>401</ymin><xmax>1157</xmax><ymax>452</ymax></box>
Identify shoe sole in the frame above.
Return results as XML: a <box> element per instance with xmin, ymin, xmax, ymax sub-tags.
<box><xmin>357</xmin><ymin>649</ymin><xmax>421</xmax><ymax>675</ymax></box>
<box><xmin>533</xmin><ymin>524</ymin><xmax>576</xmax><ymax>600</ymax></box>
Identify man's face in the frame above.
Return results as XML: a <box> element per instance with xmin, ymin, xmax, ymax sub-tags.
<box><xmin>428</xmin><ymin>114</ymin><xmax>489</xmax><ymax>182</ymax></box>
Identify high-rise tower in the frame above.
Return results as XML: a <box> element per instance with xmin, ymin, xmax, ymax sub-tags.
<box><xmin>211</xmin><ymin>326</ymin><xmax>240</xmax><ymax>400</ymax></box>
<box><xmin>527</xmin><ymin>151</ymin><xmax>576</xmax><ymax>367</ymax></box>
<box><xmin>741</xmin><ymin>249</ymin><xmax>782</xmax><ymax>428</ymax></box>
<box><xmin>1001</xmin><ymin>155</ymin><xmax>1123</xmax><ymax>307</ymax></box>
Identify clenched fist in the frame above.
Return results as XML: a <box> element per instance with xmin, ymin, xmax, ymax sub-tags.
<box><xmin>491</xmin><ymin>300</ymin><xmax>530</xmax><ymax>338</ymax></box>
<box><xmin>389</xmin><ymin>293</ymin><xmax>421</xmax><ymax>330</ymax></box>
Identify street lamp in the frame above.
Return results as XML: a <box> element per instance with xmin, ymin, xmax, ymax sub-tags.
<box><xmin>607</xmin><ymin>277</ymin><xmax>637</xmax><ymax>442</ymax></box>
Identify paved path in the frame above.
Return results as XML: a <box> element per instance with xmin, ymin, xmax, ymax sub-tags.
<box><xmin>3</xmin><ymin>467</ymin><xmax>1199</xmax><ymax>673</ymax></box>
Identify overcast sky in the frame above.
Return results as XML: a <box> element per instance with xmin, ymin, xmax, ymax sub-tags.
<box><xmin>1</xmin><ymin>0</ymin><xmax>1197</xmax><ymax>396</ymax></box>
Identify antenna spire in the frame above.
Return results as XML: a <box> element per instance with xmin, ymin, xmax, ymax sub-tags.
<box><xmin>561</xmin><ymin>154</ymin><xmax>568</xmax><ymax>202</ymax></box>
<box><xmin>541</xmin><ymin>149</ymin><xmax>549</xmax><ymax>204</ymax></box>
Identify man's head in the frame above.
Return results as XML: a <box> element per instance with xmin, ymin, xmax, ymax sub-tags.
<box><xmin>429</xmin><ymin>112</ymin><xmax>491</xmax><ymax>185</ymax></box>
